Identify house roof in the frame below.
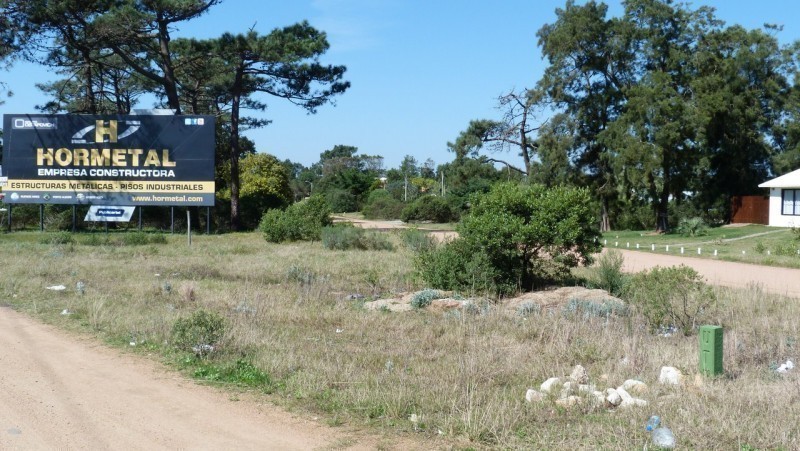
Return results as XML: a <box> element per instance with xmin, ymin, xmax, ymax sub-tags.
<box><xmin>759</xmin><ymin>168</ymin><xmax>800</xmax><ymax>188</ymax></box>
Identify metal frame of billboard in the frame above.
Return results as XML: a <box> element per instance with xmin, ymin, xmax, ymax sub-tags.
<box><xmin>2</xmin><ymin>114</ymin><xmax>215</xmax><ymax>206</ymax></box>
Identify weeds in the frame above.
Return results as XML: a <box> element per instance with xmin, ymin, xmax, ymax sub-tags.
<box><xmin>1</xmin><ymin>231</ymin><xmax>798</xmax><ymax>449</ymax></box>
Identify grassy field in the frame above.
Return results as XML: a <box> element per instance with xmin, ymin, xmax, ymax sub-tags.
<box><xmin>604</xmin><ymin>225</ymin><xmax>800</xmax><ymax>268</ymax></box>
<box><xmin>1</xmin><ymin>230</ymin><xmax>799</xmax><ymax>449</ymax></box>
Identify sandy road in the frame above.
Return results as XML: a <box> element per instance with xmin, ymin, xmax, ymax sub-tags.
<box><xmin>617</xmin><ymin>249</ymin><xmax>800</xmax><ymax>297</ymax></box>
<box><xmin>0</xmin><ymin>306</ymin><xmax>402</xmax><ymax>451</ymax></box>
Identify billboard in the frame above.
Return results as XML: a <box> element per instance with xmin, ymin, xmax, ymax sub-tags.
<box><xmin>2</xmin><ymin>114</ymin><xmax>215</xmax><ymax>206</ymax></box>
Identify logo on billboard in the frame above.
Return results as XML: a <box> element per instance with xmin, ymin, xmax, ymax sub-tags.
<box><xmin>12</xmin><ymin>117</ymin><xmax>58</xmax><ymax>129</ymax></box>
<box><xmin>71</xmin><ymin>119</ymin><xmax>141</xmax><ymax>144</ymax></box>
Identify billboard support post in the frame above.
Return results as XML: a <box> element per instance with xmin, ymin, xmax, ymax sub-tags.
<box><xmin>187</xmin><ymin>208</ymin><xmax>192</xmax><ymax>246</ymax></box>
<box><xmin>39</xmin><ymin>204</ymin><xmax>43</xmax><ymax>231</ymax></box>
<box><xmin>171</xmin><ymin>207</ymin><xmax>174</xmax><ymax>234</ymax></box>
<box><xmin>206</xmin><ymin>207</ymin><xmax>211</xmax><ymax>235</ymax></box>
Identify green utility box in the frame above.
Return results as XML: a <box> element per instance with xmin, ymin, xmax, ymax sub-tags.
<box><xmin>699</xmin><ymin>325</ymin><xmax>723</xmax><ymax>376</ymax></box>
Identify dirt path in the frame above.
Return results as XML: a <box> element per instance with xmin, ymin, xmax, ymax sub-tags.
<box><xmin>0</xmin><ymin>306</ymin><xmax>410</xmax><ymax>450</ymax></box>
<box><xmin>617</xmin><ymin>249</ymin><xmax>800</xmax><ymax>297</ymax></box>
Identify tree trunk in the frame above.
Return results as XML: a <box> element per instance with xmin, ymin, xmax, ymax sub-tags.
<box><xmin>229</xmin><ymin>80</ymin><xmax>243</xmax><ymax>231</ymax></box>
<box><xmin>600</xmin><ymin>197</ymin><xmax>611</xmax><ymax>232</ymax></box>
<box><xmin>156</xmin><ymin>18</ymin><xmax>181</xmax><ymax>113</ymax></box>
<box><xmin>82</xmin><ymin>49</ymin><xmax>96</xmax><ymax>114</ymax></box>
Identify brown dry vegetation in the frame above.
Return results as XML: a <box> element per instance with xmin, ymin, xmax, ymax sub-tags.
<box><xmin>2</xmin><ymin>231</ymin><xmax>799</xmax><ymax>449</ymax></box>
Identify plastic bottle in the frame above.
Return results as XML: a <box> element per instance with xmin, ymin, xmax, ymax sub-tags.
<box><xmin>646</xmin><ymin>415</ymin><xmax>675</xmax><ymax>449</ymax></box>
<box><xmin>645</xmin><ymin>415</ymin><xmax>660</xmax><ymax>432</ymax></box>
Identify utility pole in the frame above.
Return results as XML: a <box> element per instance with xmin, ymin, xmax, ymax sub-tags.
<box><xmin>404</xmin><ymin>174</ymin><xmax>408</xmax><ymax>202</ymax></box>
<box><xmin>441</xmin><ymin>172</ymin><xmax>445</xmax><ymax>196</ymax></box>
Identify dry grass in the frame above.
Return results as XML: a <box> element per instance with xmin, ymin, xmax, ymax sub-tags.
<box><xmin>1</xmin><ymin>231</ymin><xmax>798</xmax><ymax>449</ymax></box>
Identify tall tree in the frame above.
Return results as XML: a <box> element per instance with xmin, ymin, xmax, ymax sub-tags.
<box><xmin>537</xmin><ymin>0</ymin><xmax>633</xmax><ymax>231</ymax></box>
<box><xmin>448</xmin><ymin>89</ymin><xmax>546</xmax><ymax>177</ymax></box>
<box><xmin>196</xmin><ymin>25</ymin><xmax>348</xmax><ymax>229</ymax></box>
<box><xmin>537</xmin><ymin>0</ymin><xmax>793</xmax><ymax>231</ymax></box>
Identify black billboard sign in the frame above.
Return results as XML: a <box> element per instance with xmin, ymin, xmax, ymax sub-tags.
<box><xmin>2</xmin><ymin>114</ymin><xmax>215</xmax><ymax>206</ymax></box>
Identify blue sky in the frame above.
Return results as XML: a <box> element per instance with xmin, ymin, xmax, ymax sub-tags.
<box><xmin>3</xmin><ymin>0</ymin><xmax>800</xmax><ymax>169</ymax></box>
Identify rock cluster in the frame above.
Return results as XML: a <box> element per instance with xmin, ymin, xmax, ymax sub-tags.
<box><xmin>525</xmin><ymin>365</ymin><xmax>648</xmax><ymax>409</ymax></box>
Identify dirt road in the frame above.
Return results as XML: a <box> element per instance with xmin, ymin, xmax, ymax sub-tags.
<box><xmin>617</xmin><ymin>249</ymin><xmax>800</xmax><ymax>297</ymax></box>
<box><xmin>0</xmin><ymin>306</ymin><xmax>405</xmax><ymax>450</ymax></box>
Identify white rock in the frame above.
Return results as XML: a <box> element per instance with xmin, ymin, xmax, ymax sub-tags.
<box><xmin>525</xmin><ymin>389</ymin><xmax>544</xmax><ymax>403</ymax></box>
<box><xmin>578</xmin><ymin>384</ymin><xmax>595</xmax><ymax>393</ymax></box>
<box><xmin>591</xmin><ymin>390</ymin><xmax>605</xmax><ymax>405</ymax></box>
<box><xmin>570</xmin><ymin>365</ymin><xmax>589</xmax><ymax>384</ymax></box>
<box><xmin>46</xmin><ymin>285</ymin><xmax>67</xmax><ymax>291</ymax></box>
<box><xmin>630</xmin><ymin>398</ymin><xmax>648</xmax><ymax>407</ymax></box>
<box><xmin>605</xmin><ymin>388</ymin><xmax>622</xmax><ymax>407</ymax></box>
<box><xmin>659</xmin><ymin>367</ymin><xmax>684</xmax><ymax>386</ymax></box>
<box><xmin>614</xmin><ymin>386</ymin><xmax>648</xmax><ymax>408</ymax></box>
<box><xmin>540</xmin><ymin>377</ymin><xmax>561</xmax><ymax>393</ymax></box>
<box><xmin>616</xmin><ymin>386</ymin><xmax>633</xmax><ymax>403</ymax></box>
<box><xmin>555</xmin><ymin>395</ymin><xmax>581</xmax><ymax>408</ymax></box>
<box><xmin>622</xmin><ymin>379</ymin><xmax>648</xmax><ymax>394</ymax></box>
<box><xmin>787</xmin><ymin>360</ymin><xmax>795</xmax><ymax>370</ymax></box>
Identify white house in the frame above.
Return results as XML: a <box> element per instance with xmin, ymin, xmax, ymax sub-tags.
<box><xmin>758</xmin><ymin>168</ymin><xmax>800</xmax><ymax>227</ymax></box>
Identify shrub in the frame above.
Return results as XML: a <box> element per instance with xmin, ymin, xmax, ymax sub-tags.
<box><xmin>676</xmin><ymin>217</ymin><xmax>708</xmax><ymax>237</ymax></box>
<box><xmin>417</xmin><ymin>238</ymin><xmax>503</xmax><ymax>295</ymax></box>
<box><xmin>410</xmin><ymin>289</ymin><xmax>445</xmax><ymax>309</ymax></box>
<box><xmin>45</xmin><ymin>231</ymin><xmax>74</xmax><ymax>245</ymax></box>
<box><xmin>516</xmin><ymin>302</ymin><xmax>541</xmax><ymax>317</ymax></box>
<box><xmin>401</xmin><ymin>195</ymin><xmax>457</xmax><ymax>223</ymax></box>
<box><xmin>416</xmin><ymin>183</ymin><xmax>601</xmax><ymax>296</ymax></box>
<box><xmin>259</xmin><ymin>195</ymin><xmax>332</xmax><ymax>242</ymax></box>
<box><xmin>561</xmin><ymin>298</ymin><xmax>628</xmax><ymax>319</ymax></box>
<box><xmin>400</xmin><ymin>228</ymin><xmax>436</xmax><ymax>253</ymax></box>
<box><xmin>595</xmin><ymin>249</ymin><xmax>626</xmax><ymax>296</ymax></box>
<box><xmin>321</xmin><ymin>225</ymin><xmax>394</xmax><ymax>251</ymax></box>
<box><xmin>171</xmin><ymin>310</ymin><xmax>226</xmax><ymax>355</ymax></box>
<box><xmin>324</xmin><ymin>188</ymin><xmax>359</xmax><ymax>213</ymax></box>
<box><xmin>286</xmin><ymin>265</ymin><xmax>323</xmax><ymax>285</ymax></box>
<box><xmin>362</xmin><ymin>190</ymin><xmax>406</xmax><ymax>220</ymax></box>
<box><xmin>623</xmin><ymin>265</ymin><xmax>716</xmax><ymax>335</ymax></box>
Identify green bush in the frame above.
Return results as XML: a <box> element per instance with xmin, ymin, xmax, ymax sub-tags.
<box><xmin>416</xmin><ymin>183</ymin><xmax>601</xmax><ymax>296</ymax></box>
<box><xmin>259</xmin><ymin>195</ymin><xmax>332</xmax><ymax>242</ymax></box>
<box><xmin>321</xmin><ymin>225</ymin><xmax>394</xmax><ymax>251</ymax></box>
<box><xmin>400</xmin><ymin>228</ymin><xmax>436</xmax><ymax>253</ymax></box>
<box><xmin>401</xmin><ymin>195</ymin><xmax>457</xmax><ymax>223</ymax></box>
<box><xmin>676</xmin><ymin>217</ymin><xmax>708</xmax><ymax>237</ymax></box>
<box><xmin>172</xmin><ymin>310</ymin><xmax>226</xmax><ymax>355</ymax></box>
<box><xmin>561</xmin><ymin>298</ymin><xmax>629</xmax><ymax>319</ymax></box>
<box><xmin>595</xmin><ymin>249</ymin><xmax>626</xmax><ymax>296</ymax></box>
<box><xmin>410</xmin><ymin>289</ymin><xmax>445</xmax><ymax>309</ymax></box>
<box><xmin>44</xmin><ymin>231</ymin><xmax>74</xmax><ymax>245</ymax></box>
<box><xmin>623</xmin><ymin>265</ymin><xmax>716</xmax><ymax>335</ymax></box>
<box><xmin>81</xmin><ymin>233</ymin><xmax>111</xmax><ymax>246</ymax></box>
<box><xmin>324</xmin><ymin>188</ymin><xmax>359</xmax><ymax>213</ymax></box>
<box><xmin>416</xmin><ymin>238</ymin><xmax>501</xmax><ymax>294</ymax></box>
<box><xmin>362</xmin><ymin>190</ymin><xmax>406</xmax><ymax>220</ymax></box>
